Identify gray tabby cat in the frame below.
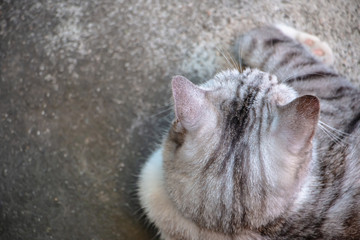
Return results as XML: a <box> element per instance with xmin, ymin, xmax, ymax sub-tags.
<box><xmin>138</xmin><ymin>24</ymin><xmax>360</xmax><ymax>239</ymax></box>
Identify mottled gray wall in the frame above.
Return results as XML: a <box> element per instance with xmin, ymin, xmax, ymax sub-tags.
<box><xmin>0</xmin><ymin>0</ymin><xmax>359</xmax><ymax>239</ymax></box>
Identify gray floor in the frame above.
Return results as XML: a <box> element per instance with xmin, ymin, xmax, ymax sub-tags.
<box><xmin>1</xmin><ymin>1</ymin><xmax>359</xmax><ymax>239</ymax></box>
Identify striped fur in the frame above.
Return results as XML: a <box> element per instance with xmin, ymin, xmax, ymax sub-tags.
<box><xmin>138</xmin><ymin>25</ymin><xmax>360</xmax><ymax>239</ymax></box>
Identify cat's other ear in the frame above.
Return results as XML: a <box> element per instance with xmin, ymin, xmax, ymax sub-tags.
<box><xmin>275</xmin><ymin>95</ymin><xmax>320</xmax><ymax>155</ymax></box>
<box><xmin>172</xmin><ymin>76</ymin><xmax>207</xmax><ymax>131</ymax></box>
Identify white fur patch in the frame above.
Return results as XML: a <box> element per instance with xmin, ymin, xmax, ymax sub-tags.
<box><xmin>138</xmin><ymin>148</ymin><xmax>165</xmax><ymax>215</ymax></box>
<box><xmin>138</xmin><ymin>148</ymin><xmax>201</xmax><ymax>239</ymax></box>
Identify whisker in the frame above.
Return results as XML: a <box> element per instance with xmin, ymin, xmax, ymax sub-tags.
<box><xmin>317</xmin><ymin>123</ymin><xmax>347</xmax><ymax>146</ymax></box>
<box><xmin>319</xmin><ymin>123</ymin><xmax>343</xmax><ymax>141</ymax></box>
<box><xmin>318</xmin><ymin>123</ymin><xmax>349</xmax><ymax>143</ymax></box>
<box><xmin>227</xmin><ymin>48</ymin><xmax>242</xmax><ymax>72</ymax></box>
<box><xmin>149</xmin><ymin>104</ymin><xmax>174</xmax><ymax>119</ymax></box>
<box><xmin>216</xmin><ymin>46</ymin><xmax>239</xmax><ymax>71</ymax></box>
<box><xmin>318</xmin><ymin>124</ymin><xmax>341</xmax><ymax>145</ymax></box>
<box><xmin>318</xmin><ymin>121</ymin><xmax>349</xmax><ymax>137</ymax></box>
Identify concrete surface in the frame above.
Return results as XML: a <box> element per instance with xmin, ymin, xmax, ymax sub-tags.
<box><xmin>0</xmin><ymin>0</ymin><xmax>359</xmax><ymax>239</ymax></box>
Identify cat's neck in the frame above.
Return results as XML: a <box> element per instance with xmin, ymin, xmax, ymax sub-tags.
<box><xmin>138</xmin><ymin>148</ymin><xmax>264</xmax><ymax>239</ymax></box>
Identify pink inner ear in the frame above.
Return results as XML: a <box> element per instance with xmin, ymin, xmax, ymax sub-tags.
<box><xmin>172</xmin><ymin>76</ymin><xmax>206</xmax><ymax>130</ymax></box>
<box><xmin>277</xmin><ymin>95</ymin><xmax>320</xmax><ymax>154</ymax></box>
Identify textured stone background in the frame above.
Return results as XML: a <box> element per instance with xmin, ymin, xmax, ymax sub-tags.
<box><xmin>0</xmin><ymin>0</ymin><xmax>359</xmax><ymax>239</ymax></box>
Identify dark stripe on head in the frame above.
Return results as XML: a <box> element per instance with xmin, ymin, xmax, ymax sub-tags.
<box><xmin>218</xmin><ymin>178</ymin><xmax>230</xmax><ymax>232</ymax></box>
<box><xmin>231</xmin><ymin>142</ymin><xmax>250</xmax><ymax>228</ymax></box>
<box><xmin>246</xmin><ymin>108</ymin><xmax>258</xmax><ymax>133</ymax></box>
<box><xmin>218</xmin><ymin>141</ymin><xmax>236</xmax><ymax>175</ymax></box>
<box><xmin>204</xmin><ymin>85</ymin><xmax>259</xmax><ymax>175</ymax></box>
<box><xmin>236</xmin><ymin>81</ymin><xmax>244</xmax><ymax>97</ymax></box>
<box><xmin>257</xmin><ymin>97</ymin><xmax>268</xmax><ymax>212</ymax></box>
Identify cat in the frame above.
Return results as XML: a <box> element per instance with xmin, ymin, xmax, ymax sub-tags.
<box><xmin>137</xmin><ymin>24</ymin><xmax>360</xmax><ymax>239</ymax></box>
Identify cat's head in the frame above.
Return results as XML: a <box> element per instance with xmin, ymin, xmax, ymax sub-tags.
<box><xmin>163</xmin><ymin>68</ymin><xmax>320</xmax><ymax>234</ymax></box>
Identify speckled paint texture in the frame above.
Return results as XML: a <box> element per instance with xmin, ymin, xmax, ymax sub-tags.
<box><xmin>0</xmin><ymin>0</ymin><xmax>359</xmax><ymax>239</ymax></box>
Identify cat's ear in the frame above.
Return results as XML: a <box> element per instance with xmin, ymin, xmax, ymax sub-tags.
<box><xmin>276</xmin><ymin>95</ymin><xmax>320</xmax><ymax>154</ymax></box>
<box><xmin>172</xmin><ymin>76</ymin><xmax>207</xmax><ymax>131</ymax></box>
